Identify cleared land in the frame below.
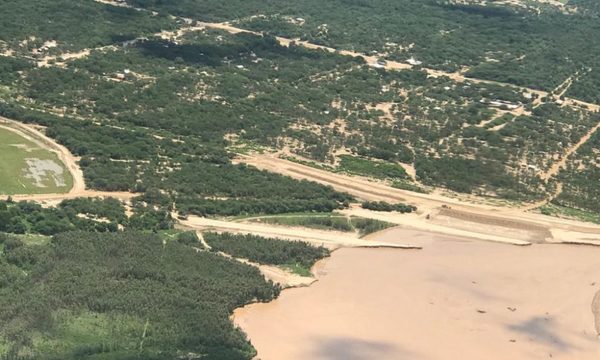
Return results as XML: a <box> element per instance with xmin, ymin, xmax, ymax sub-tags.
<box><xmin>0</xmin><ymin>124</ymin><xmax>72</xmax><ymax>194</ymax></box>
<box><xmin>179</xmin><ymin>215</ymin><xmax>418</xmax><ymax>249</ymax></box>
<box><xmin>0</xmin><ymin>117</ymin><xmax>139</xmax><ymax>203</ymax></box>
<box><xmin>239</xmin><ymin>153</ymin><xmax>600</xmax><ymax>246</ymax></box>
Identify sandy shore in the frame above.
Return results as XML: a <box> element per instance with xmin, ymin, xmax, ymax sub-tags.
<box><xmin>234</xmin><ymin>228</ymin><xmax>600</xmax><ymax>359</ymax></box>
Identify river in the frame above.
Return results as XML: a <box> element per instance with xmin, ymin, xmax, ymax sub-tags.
<box><xmin>234</xmin><ymin>228</ymin><xmax>600</xmax><ymax>359</ymax></box>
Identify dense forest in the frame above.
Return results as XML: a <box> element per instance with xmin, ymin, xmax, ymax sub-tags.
<box><xmin>0</xmin><ymin>231</ymin><xmax>280</xmax><ymax>359</ymax></box>
<box><xmin>0</xmin><ymin>197</ymin><xmax>172</xmax><ymax>235</ymax></box>
<box><xmin>0</xmin><ymin>0</ymin><xmax>175</xmax><ymax>53</ymax></box>
<box><xmin>204</xmin><ymin>232</ymin><xmax>330</xmax><ymax>272</ymax></box>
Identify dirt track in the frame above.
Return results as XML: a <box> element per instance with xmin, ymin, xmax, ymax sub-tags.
<box><xmin>239</xmin><ymin>153</ymin><xmax>600</xmax><ymax>246</ymax></box>
<box><xmin>179</xmin><ymin>215</ymin><xmax>420</xmax><ymax>249</ymax></box>
<box><xmin>6</xmin><ymin>0</ymin><xmax>599</xmax><ymax>245</ymax></box>
<box><xmin>542</xmin><ymin>121</ymin><xmax>600</xmax><ymax>182</ymax></box>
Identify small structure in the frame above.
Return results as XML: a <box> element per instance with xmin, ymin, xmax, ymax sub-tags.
<box><xmin>406</xmin><ymin>57</ymin><xmax>422</xmax><ymax>66</ymax></box>
<box><xmin>482</xmin><ymin>99</ymin><xmax>521</xmax><ymax>110</ymax></box>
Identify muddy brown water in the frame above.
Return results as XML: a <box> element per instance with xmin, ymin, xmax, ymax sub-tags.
<box><xmin>234</xmin><ymin>228</ymin><xmax>600</xmax><ymax>359</ymax></box>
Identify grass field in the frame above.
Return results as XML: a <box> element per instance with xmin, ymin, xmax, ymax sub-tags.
<box><xmin>0</xmin><ymin>126</ymin><xmax>72</xmax><ymax>195</ymax></box>
<box><xmin>248</xmin><ymin>213</ymin><xmax>395</xmax><ymax>237</ymax></box>
<box><xmin>31</xmin><ymin>310</ymin><xmax>144</xmax><ymax>357</ymax></box>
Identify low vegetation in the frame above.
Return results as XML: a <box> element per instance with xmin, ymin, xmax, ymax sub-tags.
<box><xmin>361</xmin><ymin>201</ymin><xmax>417</xmax><ymax>213</ymax></box>
<box><xmin>247</xmin><ymin>213</ymin><xmax>396</xmax><ymax>236</ymax></box>
<box><xmin>391</xmin><ymin>180</ymin><xmax>430</xmax><ymax>194</ymax></box>
<box><xmin>350</xmin><ymin>217</ymin><xmax>396</xmax><ymax>236</ymax></box>
<box><xmin>252</xmin><ymin>214</ymin><xmax>354</xmax><ymax>232</ymax></box>
<box><xmin>337</xmin><ymin>155</ymin><xmax>408</xmax><ymax>180</ymax></box>
<box><xmin>539</xmin><ymin>203</ymin><xmax>600</xmax><ymax>225</ymax></box>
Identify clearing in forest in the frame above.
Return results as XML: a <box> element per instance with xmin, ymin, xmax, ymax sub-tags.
<box><xmin>0</xmin><ymin>126</ymin><xmax>72</xmax><ymax>195</ymax></box>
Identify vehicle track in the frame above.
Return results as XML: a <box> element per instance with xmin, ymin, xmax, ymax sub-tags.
<box><xmin>52</xmin><ymin>0</ymin><xmax>595</xmax><ymax>117</ymax></box>
<box><xmin>240</xmin><ymin>153</ymin><xmax>600</xmax><ymax>245</ymax></box>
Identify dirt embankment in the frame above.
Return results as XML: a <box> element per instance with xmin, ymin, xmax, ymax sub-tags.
<box><xmin>179</xmin><ymin>215</ymin><xmax>420</xmax><ymax>249</ymax></box>
<box><xmin>437</xmin><ymin>208</ymin><xmax>552</xmax><ymax>242</ymax></box>
<box><xmin>239</xmin><ymin>153</ymin><xmax>600</xmax><ymax>246</ymax></box>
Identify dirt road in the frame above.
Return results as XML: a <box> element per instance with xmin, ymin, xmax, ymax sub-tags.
<box><xmin>542</xmin><ymin>121</ymin><xmax>600</xmax><ymax>182</ymax></box>
<box><xmin>179</xmin><ymin>215</ymin><xmax>421</xmax><ymax>249</ymax></box>
<box><xmin>239</xmin><ymin>153</ymin><xmax>600</xmax><ymax>246</ymax></box>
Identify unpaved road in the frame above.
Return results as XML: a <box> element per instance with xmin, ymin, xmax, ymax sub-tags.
<box><xmin>179</xmin><ymin>215</ymin><xmax>420</xmax><ymax>249</ymax></box>
<box><xmin>542</xmin><ymin>121</ymin><xmax>600</xmax><ymax>182</ymax></box>
<box><xmin>239</xmin><ymin>153</ymin><xmax>600</xmax><ymax>246</ymax></box>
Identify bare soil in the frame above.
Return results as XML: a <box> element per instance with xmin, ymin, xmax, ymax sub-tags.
<box><xmin>239</xmin><ymin>153</ymin><xmax>600</xmax><ymax>246</ymax></box>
